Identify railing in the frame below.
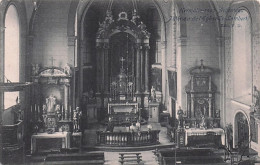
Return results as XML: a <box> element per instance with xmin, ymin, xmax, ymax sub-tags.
<box><xmin>96</xmin><ymin>130</ymin><xmax>160</xmax><ymax>146</ymax></box>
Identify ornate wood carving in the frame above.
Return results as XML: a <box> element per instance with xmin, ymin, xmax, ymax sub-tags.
<box><xmin>185</xmin><ymin>60</ymin><xmax>219</xmax><ymax>128</ymax></box>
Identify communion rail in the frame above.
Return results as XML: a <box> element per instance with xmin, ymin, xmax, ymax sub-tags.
<box><xmin>96</xmin><ymin>130</ymin><xmax>160</xmax><ymax>146</ymax></box>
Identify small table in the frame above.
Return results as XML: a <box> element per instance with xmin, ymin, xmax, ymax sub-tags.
<box><xmin>185</xmin><ymin>128</ymin><xmax>225</xmax><ymax>146</ymax></box>
<box><xmin>31</xmin><ymin>132</ymin><xmax>70</xmax><ymax>154</ymax></box>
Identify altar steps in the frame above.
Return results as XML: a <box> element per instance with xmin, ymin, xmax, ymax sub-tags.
<box><xmin>82</xmin><ymin>143</ymin><xmax>176</xmax><ymax>152</ymax></box>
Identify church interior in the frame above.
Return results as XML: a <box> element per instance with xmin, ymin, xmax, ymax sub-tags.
<box><xmin>1</xmin><ymin>0</ymin><xmax>260</xmax><ymax>164</ymax></box>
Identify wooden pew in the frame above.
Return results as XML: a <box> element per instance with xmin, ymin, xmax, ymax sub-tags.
<box><xmin>118</xmin><ymin>153</ymin><xmax>142</xmax><ymax>165</ymax></box>
<box><xmin>44</xmin><ymin>152</ymin><xmax>104</xmax><ymax>165</ymax></box>
<box><xmin>158</xmin><ymin>148</ymin><xmax>227</xmax><ymax>165</ymax></box>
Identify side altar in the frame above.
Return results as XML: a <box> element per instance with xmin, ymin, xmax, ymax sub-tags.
<box><xmin>175</xmin><ymin>60</ymin><xmax>224</xmax><ymax>148</ymax></box>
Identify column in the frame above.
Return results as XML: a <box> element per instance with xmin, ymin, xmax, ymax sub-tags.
<box><xmin>64</xmin><ymin>83</ymin><xmax>70</xmax><ymax>120</ymax></box>
<box><xmin>136</xmin><ymin>44</ymin><xmax>142</xmax><ymax>94</ymax></box>
<box><xmin>104</xmin><ymin>43</ymin><xmax>109</xmax><ymax>94</ymax></box>
<box><xmin>161</xmin><ymin>41</ymin><xmax>166</xmax><ymax>104</ymax></box>
<box><xmin>144</xmin><ymin>45</ymin><xmax>150</xmax><ymax>93</ymax></box>
<box><xmin>96</xmin><ymin>44</ymin><xmax>103</xmax><ymax>93</ymax></box>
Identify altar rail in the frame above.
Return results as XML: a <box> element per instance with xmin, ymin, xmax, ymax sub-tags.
<box><xmin>96</xmin><ymin>130</ymin><xmax>160</xmax><ymax>146</ymax></box>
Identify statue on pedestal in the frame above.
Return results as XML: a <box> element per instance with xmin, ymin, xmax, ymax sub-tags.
<box><xmin>151</xmin><ymin>86</ymin><xmax>156</xmax><ymax>102</ymax></box>
<box><xmin>177</xmin><ymin>107</ymin><xmax>184</xmax><ymax>128</ymax></box>
<box><xmin>73</xmin><ymin>107</ymin><xmax>82</xmax><ymax>132</ymax></box>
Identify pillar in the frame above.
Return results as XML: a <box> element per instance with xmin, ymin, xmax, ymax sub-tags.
<box><xmin>96</xmin><ymin>44</ymin><xmax>103</xmax><ymax>93</ymax></box>
<box><xmin>161</xmin><ymin>41</ymin><xmax>166</xmax><ymax>104</ymax></box>
<box><xmin>104</xmin><ymin>43</ymin><xmax>109</xmax><ymax>94</ymax></box>
<box><xmin>144</xmin><ymin>45</ymin><xmax>150</xmax><ymax>93</ymax></box>
<box><xmin>136</xmin><ymin>44</ymin><xmax>142</xmax><ymax>94</ymax></box>
<box><xmin>64</xmin><ymin>83</ymin><xmax>70</xmax><ymax>120</ymax></box>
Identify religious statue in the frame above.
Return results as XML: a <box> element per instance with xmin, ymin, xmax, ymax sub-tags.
<box><xmin>253</xmin><ymin>86</ymin><xmax>260</xmax><ymax>115</ymax></box>
<box><xmin>55</xmin><ymin>104</ymin><xmax>61</xmax><ymax>121</ymax></box>
<box><xmin>46</xmin><ymin>95</ymin><xmax>56</xmax><ymax>113</ymax></box>
<box><xmin>200</xmin><ymin>115</ymin><xmax>207</xmax><ymax>129</ymax></box>
<box><xmin>131</xmin><ymin>9</ymin><xmax>140</xmax><ymax>24</ymax></box>
<box><xmin>73</xmin><ymin>107</ymin><xmax>82</xmax><ymax>132</ymax></box>
<box><xmin>177</xmin><ymin>107</ymin><xmax>184</xmax><ymax>128</ymax></box>
<box><xmin>151</xmin><ymin>86</ymin><xmax>156</xmax><ymax>102</ymax></box>
<box><xmin>64</xmin><ymin>64</ymin><xmax>72</xmax><ymax>75</ymax></box>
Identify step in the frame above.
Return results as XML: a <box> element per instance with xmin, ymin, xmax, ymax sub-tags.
<box><xmin>119</xmin><ymin>155</ymin><xmax>142</xmax><ymax>159</ymax></box>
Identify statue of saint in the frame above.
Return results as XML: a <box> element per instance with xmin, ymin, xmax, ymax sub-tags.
<box><xmin>177</xmin><ymin>107</ymin><xmax>184</xmax><ymax>128</ymax></box>
<box><xmin>151</xmin><ymin>86</ymin><xmax>156</xmax><ymax>102</ymax></box>
<box><xmin>46</xmin><ymin>95</ymin><xmax>56</xmax><ymax>113</ymax></box>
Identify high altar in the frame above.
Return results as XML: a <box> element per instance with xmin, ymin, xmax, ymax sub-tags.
<box><xmin>93</xmin><ymin>10</ymin><xmax>157</xmax><ymax>121</ymax></box>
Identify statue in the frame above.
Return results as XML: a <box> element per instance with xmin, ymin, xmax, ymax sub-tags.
<box><xmin>200</xmin><ymin>115</ymin><xmax>207</xmax><ymax>129</ymax></box>
<box><xmin>55</xmin><ymin>104</ymin><xmax>61</xmax><ymax>121</ymax></box>
<box><xmin>131</xmin><ymin>9</ymin><xmax>140</xmax><ymax>24</ymax></box>
<box><xmin>151</xmin><ymin>86</ymin><xmax>156</xmax><ymax>102</ymax></box>
<box><xmin>46</xmin><ymin>95</ymin><xmax>56</xmax><ymax>113</ymax></box>
<box><xmin>73</xmin><ymin>107</ymin><xmax>82</xmax><ymax>132</ymax></box>
<box><xmin>64</xmin><ymin>64</ymin><xmax>72</xmax><ymax>75</ymax></box>
<box><xmin>177</xmin><ymin>107</ymin><xmax>184</xmax><ymax>128</ymax></box>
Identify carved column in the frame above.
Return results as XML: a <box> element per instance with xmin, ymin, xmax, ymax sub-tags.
<box><xmin>144</xmin><ymin>45</ymin><xmax>150</xmax><ymax>93</ymax></box>
<box><xmin>136</xmin><ymin>44</ymin><xmax>142</xmax><ymax>94</ymax></box>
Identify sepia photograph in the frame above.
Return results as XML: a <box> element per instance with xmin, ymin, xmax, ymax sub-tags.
<box><xmin>0</xmin><ymin>0</ymin><xmax>260</xmax><ymax>164</ymax></box>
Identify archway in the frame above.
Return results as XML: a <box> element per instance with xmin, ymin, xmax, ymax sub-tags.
<box><xmin>234</xmin><ymin>111</ymin><xmax>250</xmax><ymax>156</ymax></box>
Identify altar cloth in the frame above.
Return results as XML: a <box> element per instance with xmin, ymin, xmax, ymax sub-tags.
<box><xmin>185</xmin><ymin>128</ymin><xmax>225</xmax><ymax>146</ymax></box>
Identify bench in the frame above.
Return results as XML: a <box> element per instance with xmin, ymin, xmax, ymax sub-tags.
<box><xmin>119</xmin><ymin>153</ymin><xmax>142</xmax><ymax>165</ymax></box>
<box><xmin>44</xmin><ymin>152</ymin><xmax>104</xmax><ymax>164</ymax></box>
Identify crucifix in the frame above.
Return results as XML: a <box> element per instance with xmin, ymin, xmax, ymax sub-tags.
<box><xmin>49</xmin><ymin>57</ymin><xmax>56</xmax><ymax>67</ymax></box>
<box><xmin>120</xmin><ymin>57</ymin><xmax>125</xmax><ymax>69</ymax></box>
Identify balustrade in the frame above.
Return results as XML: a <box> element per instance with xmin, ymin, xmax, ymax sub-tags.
<box><xmin>96</xmin><ymin>130</ymin><xmax>160</xmax><ymax>146</ymax></box>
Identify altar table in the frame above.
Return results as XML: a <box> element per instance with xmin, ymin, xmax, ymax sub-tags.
<box><xmin>185</xmin><ymin>128</ymin><xmax>225</xmax><ymax>146</ymax></box>
<box><xmin>31</xmin><ymin>132</ymin><xmax>70</xmax><ymax>154</ymax></box>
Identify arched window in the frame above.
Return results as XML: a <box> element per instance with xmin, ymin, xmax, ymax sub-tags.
<box><xmin>4</xmin><ymin>5</ymin><xmax>20</xmax><ymax>109</ymax></box>
<box><xmin>232</xmin><ymin>9</ymin><xmax>252</xmax><ymax>105</ymax></box>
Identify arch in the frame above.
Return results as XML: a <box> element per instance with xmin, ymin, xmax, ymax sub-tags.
<box><xmin>233</xmin><ymin>110</ymin><xmax>250</xmax><ymax>148</ymax></box>
<box><xmin>224</xmin><ymin>0</ymin><xmax>259</xmax><ymax>108</ymax></box>
<box><xmin>232</xmin><ymin>9</ymin><xmax>252</xmax><ymax>104</ymax></box>
<box><xmin>0</xmin><ymin>0</ymin><xmax>28</xmax><ymax>111</ymax></box>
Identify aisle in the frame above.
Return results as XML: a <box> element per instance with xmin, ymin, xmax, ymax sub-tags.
<box><xmin>104</xmin><ymin>151</ymin><xmax>159</xmax><ymax>165</ymax></box>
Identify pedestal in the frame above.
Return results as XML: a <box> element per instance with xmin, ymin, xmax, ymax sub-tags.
<box><xmin>148</xmin><ymin>102</ymin><xmax>160</xmax><ymax>123</ymax></box>
<box><xmin>177</xmin><ymin>128</ymin><xmax>185</xmax><ymax>148</ymax></box>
